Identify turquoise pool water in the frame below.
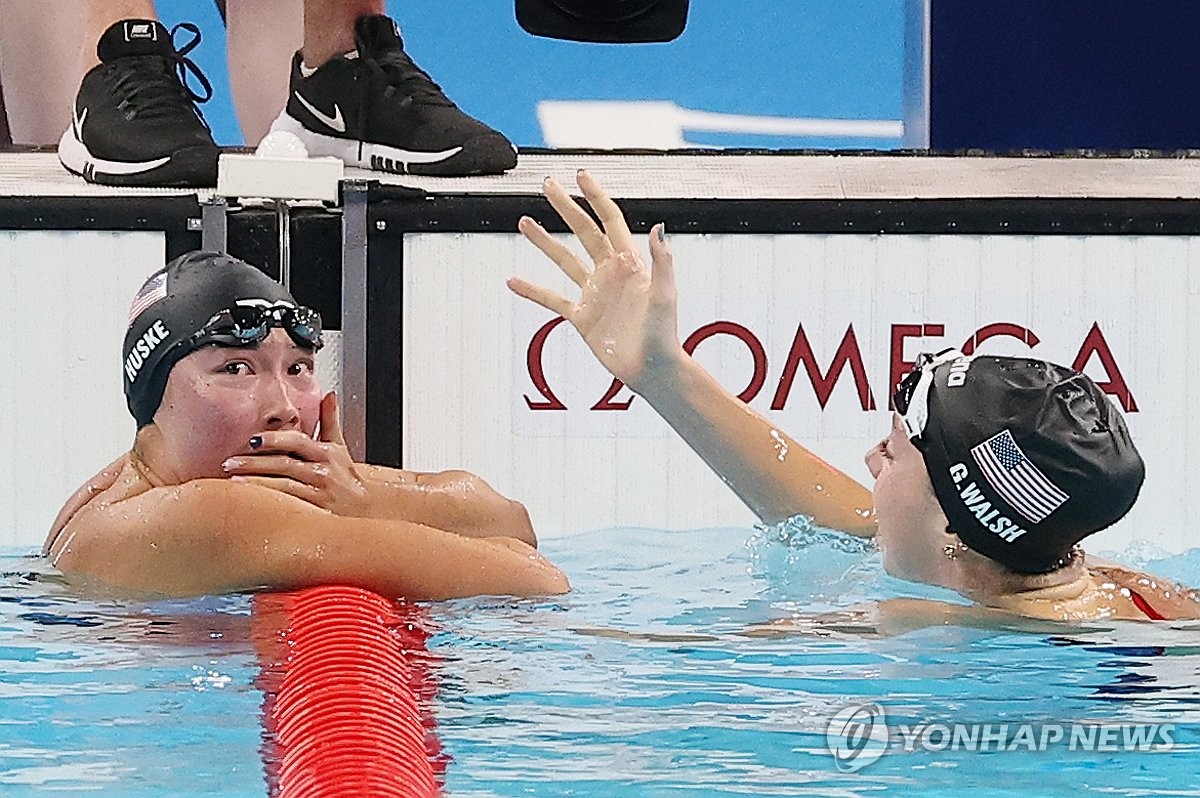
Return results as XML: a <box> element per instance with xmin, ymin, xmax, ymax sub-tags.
<box><xmin>2</xmin><ymin>524</ymin><xmax>1199</xmax><ymax>796</ymax></box>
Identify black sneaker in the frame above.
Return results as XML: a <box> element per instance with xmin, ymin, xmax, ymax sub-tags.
<box><xmin>58</xmin><ymin>19</ymin><xmax>219</xmax><ymax>187</ymax></box>
<box><xmin>270</xmin><ymin>15</ymin><xmax>517</xmax><ymax>177</ymax></box>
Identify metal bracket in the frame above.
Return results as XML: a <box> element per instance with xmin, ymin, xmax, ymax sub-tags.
<box><xmin>340</xmin><ymin>181</ymin><xmax>370</xmax><ymax>461</ymax></box>
<box><xmin>199</xmin><ymin>196</ymin><xmax>228</xmax><ymax>252</ymax></box>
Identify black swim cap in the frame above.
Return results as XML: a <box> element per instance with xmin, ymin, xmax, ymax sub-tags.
<box><xmin>123</xmin><ymin>251</ymin><xmax>301</xmax><ymax>428</ymax></box>
<box><xmin>898</xmin><ymin>352</ymin><xmax>1145</xmax><ymax>574</ymax></box>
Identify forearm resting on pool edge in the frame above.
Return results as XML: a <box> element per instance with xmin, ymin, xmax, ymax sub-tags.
<box><xmin>52</xmin><ymin>480</ymin><xmax>569</xmax><ymax>599</ymax></box>
<box><xmin>356</xmin><ymin>464</ymin><xmax>538</xmax><ymax>547</ymax></box>
<box><xmin>639</xmin><ymin>353</ymin><xmax>877</xmax><ymax>536</ymax></box>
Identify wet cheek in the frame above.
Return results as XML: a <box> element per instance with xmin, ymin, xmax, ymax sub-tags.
<box><xmin>161</xmin><ymin>402</ymin><xmax>252</xmax><ymax>477</ymax></box>
<box><xmin>184</xmin><ymin>380</ymin><xmax>258</xmax><ymax>428</ymax></box>
<box><xmin>201</xmin><ymin>398</ymin><xmax>259</xmax><ymax>446</ymax></box>
<box><xmin>197</xmin><ymin>387</ymin><xmax>254</xmax><ymax>422</ymax></box>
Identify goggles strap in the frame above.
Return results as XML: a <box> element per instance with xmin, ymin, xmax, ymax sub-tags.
<box><xmin>899</xmin><ymin>348</ymin><xmax>966</xmax><ymax>440</ymax></box>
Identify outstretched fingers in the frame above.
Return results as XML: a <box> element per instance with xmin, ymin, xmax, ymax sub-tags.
<box><xmin>543</xmin><ymin>176</ymin><xmax>615</xmax><ymax>264</ymax></box>
<box><xmin>513</xmin><ymin>172</ymin><xmax>654</xmax><ymax>322</ymax></box>
<box><xmin>506</xmin><ymin>276</ymin><xmax>574</xmax><ymax>318</ymax></box>
<box><xmin>576</xmin><ymin>169</ymin><xmax>636</xmax><ymax>254</ymax></box>
<box><xmin>518</xmin><ymin>215</ymin><xmax>590</xmax><ymax>287</ymax></box>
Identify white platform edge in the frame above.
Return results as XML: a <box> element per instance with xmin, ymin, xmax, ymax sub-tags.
<box><xmin>7</xmin><ymin>151</ymin><xmax>1200</xmax><ymax>200</ymax></box>
<box><xmin>216</xmin><ymin>153</ymin><xmax>344</xmax><ymax>203</ymax></box>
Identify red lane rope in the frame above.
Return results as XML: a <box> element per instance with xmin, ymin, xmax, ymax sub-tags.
<box><xmin>253</xmin><ymin>586</ymin><xmax>443</xmax><ymax>798</ymax></box>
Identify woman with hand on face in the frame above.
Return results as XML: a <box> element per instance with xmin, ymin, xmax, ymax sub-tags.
<box><xmin>45</xmin><ymin>251</ymin><xmax>568</xmax><ymax>599</ymax></box>
<box><xmin>509</xmin><ymin>170</ymin><xmax>1199</xmax><ymax>623</ymax></box>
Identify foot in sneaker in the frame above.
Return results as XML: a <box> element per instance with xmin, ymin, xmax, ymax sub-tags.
<box><xmin>271</xmin><ymin>15</ymin><xmax>517</xmax><ymax>177</ymax></box>
<box><xmin>58</xmin><ymin>19</ymin><xmax>219</xmax><ymax>187</ymax></box>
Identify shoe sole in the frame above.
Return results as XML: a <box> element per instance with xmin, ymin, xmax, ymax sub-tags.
<box><xmin>57</xmin><ymin>124</ymin><xmax>218</xmax><ymax>187</ymax></box>
<box><xmin>269</xmin><ymin>112</ymin><xmax>517</xmax><ymax>177</ymax></box>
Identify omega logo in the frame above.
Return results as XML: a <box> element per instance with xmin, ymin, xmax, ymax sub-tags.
<box><xmin>521</xmin><ymin>319</ymin><xmax>1137</xmax><ymax>413</ymax></box>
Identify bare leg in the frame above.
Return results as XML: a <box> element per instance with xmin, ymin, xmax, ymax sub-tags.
<box><xmin>80</xmin><ymin>0</ymin><xmax>159</xmax><ymax>73</ymax></box>
<box><xmin>0</xmin><ymin>0</ymin><xmax>90</xmax><ymax>145</ymax></box>
<box><xmin>301</xmin><ymin>0</ymin><xmax>385</xmax><ymax>68</ymax></box>
<box><xmin>226</xmin><ymin>0</ymin><xmax>303</xmax><ymax>145</ymax></box>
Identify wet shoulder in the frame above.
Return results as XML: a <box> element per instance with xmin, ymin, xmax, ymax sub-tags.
<box><xmin>1088</xmin><ymin>563</ymin><xmax>1200</xmax><ymax>621</ymax></box>
<box><xmin>47</xmin><ymin>475</ymin><xmax>324</xmax><ymax>575</ymax></box>
<box><xmin>44</xmin><ymin>455</ymin><xmax>148</xmax><ymax>562</ymax></box>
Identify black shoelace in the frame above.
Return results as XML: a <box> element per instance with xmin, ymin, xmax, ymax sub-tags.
<box><xmin>104</xmin><ymin>23</ymin><xmax>214</xmax><ymax>127</ymax></box>
<box><xmin>349</xmin><ymin>37</ymin><xmax>456</xmax><ymax>162</ymax></box>
<box><xmin>366</xmin><ymin>47</ymin><xmax>453</xmax><ymax>107</ymax></box>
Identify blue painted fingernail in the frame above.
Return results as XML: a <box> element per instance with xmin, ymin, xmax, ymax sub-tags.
<box><xmin>657</xmin><ymin>223</ymin><xmax>666</xmax><ymax>241</ymax></box>
<box><xmin>249</xmin><ymin>436</ymin><xmax>262</xmax><ymax>449</ymax></box>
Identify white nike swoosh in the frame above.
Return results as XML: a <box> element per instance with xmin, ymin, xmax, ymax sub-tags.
<box><xmin>74</xmin><ymin>106</ymin><xmax>88</xmax><ymax>139</ymax></box>
<box><xmin>89</xmin><ymin>155</ymin><xmax>171</xmax><ymax>175</ymax></box>
<box><xmin>293</xmin><ymin>92</ymin><xmax>346</xmax><ymax>133</ymax></box>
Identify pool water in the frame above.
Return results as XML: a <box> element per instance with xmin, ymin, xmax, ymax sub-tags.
<box><xmin>2</xmin><ymin>523</ymin><xmax>1199</xmax><ymax>797</ymax></box>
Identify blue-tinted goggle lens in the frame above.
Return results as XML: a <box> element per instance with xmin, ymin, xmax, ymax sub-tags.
<box><xmin>193</xmin><ymin>304</ymin><xmax>323</xmax><ymax>350</ymax></box>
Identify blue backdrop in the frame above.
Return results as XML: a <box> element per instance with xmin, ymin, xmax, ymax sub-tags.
<box><xmin>152</xmin><ymin>0</ymin><xmax>903</xmax><ymax>149</ymax></box>
<box><xmin>928</xmin><ymin>0</ymin><xmax>1200</xmax><ymax>151</ymax></box>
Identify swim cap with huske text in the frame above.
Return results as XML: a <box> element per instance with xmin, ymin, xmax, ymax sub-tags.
<box><xmin>122</xmin><ymin>251</ymin><xmax>298</xmax><ymax>427</ymax></box>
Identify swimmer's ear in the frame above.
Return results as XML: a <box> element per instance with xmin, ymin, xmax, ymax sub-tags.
<box><xmin>318</xmin><ymin>391</ymin><xmax>346</xmax><ymax>445</ymax></box>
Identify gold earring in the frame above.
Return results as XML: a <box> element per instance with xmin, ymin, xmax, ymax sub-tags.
<box><xmin>943</xmin><ymin>540</ymin><xmax>968</xmax><ymax>560</ymax></box>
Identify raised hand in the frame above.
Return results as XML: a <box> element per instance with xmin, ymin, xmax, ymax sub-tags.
<box><xmin>508</xmin><ymin>170</ymin><xmax>682</xmax><ymax>395</ymax></box>
<box><xmin>509</xmin><ymin>171</ymin><xmax>877</xmax><ymax>534</ymax></box>
<box><xmin>222</xmin><ymin>391</ymin><xmax>371</xmax><ymax>516</ymax></box>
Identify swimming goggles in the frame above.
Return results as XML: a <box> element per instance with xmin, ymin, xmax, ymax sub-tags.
<box><xmin>189</xmin><ymin>303</ymin><xmax>324</xmax><ymax>351</ymax></box>
<box><xmin>893</xmin><ymin>348</ymin><xmax>965</xmax><ymax>440</ymax></box>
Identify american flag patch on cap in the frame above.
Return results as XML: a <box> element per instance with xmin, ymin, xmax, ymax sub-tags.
<box><xmin>971</xmin><ymin>429</ymin><xmax>1069</xmax><ymax>524</ymax></box>
<box><xmin>128</xmin><ymin>272</ymin><xmax>167</xmax><ymax>326</ymax></box>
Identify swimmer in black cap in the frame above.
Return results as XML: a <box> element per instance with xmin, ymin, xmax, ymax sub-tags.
<box><xmin>44</xmin><ymin>251</ymin><xmax>567</xmax><ymax>598</ymax></box>
<box><xmin>509</xmin><ymin>171</ymin><xmax>1199</xmax><ymax>622</ymax></box>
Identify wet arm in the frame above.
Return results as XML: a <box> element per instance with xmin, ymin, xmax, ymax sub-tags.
<box><xmin>642</xmin><ymin>354</ymin><xmax>876</xmax><ymax>535</ymax></box>
<box><xmin>58</xmin><ymin>480</ymin><xmax>567</xmax><ymax>598</ymax></box>
<box><xmin>746</xmin><ymin>599</ymin><xmax>1078</xmax><ymax>638</ymax></box>
<box><xmin>356</xmin><ymin>465</ymin><xmax>537</xmax><ymax>547</ymax></box>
